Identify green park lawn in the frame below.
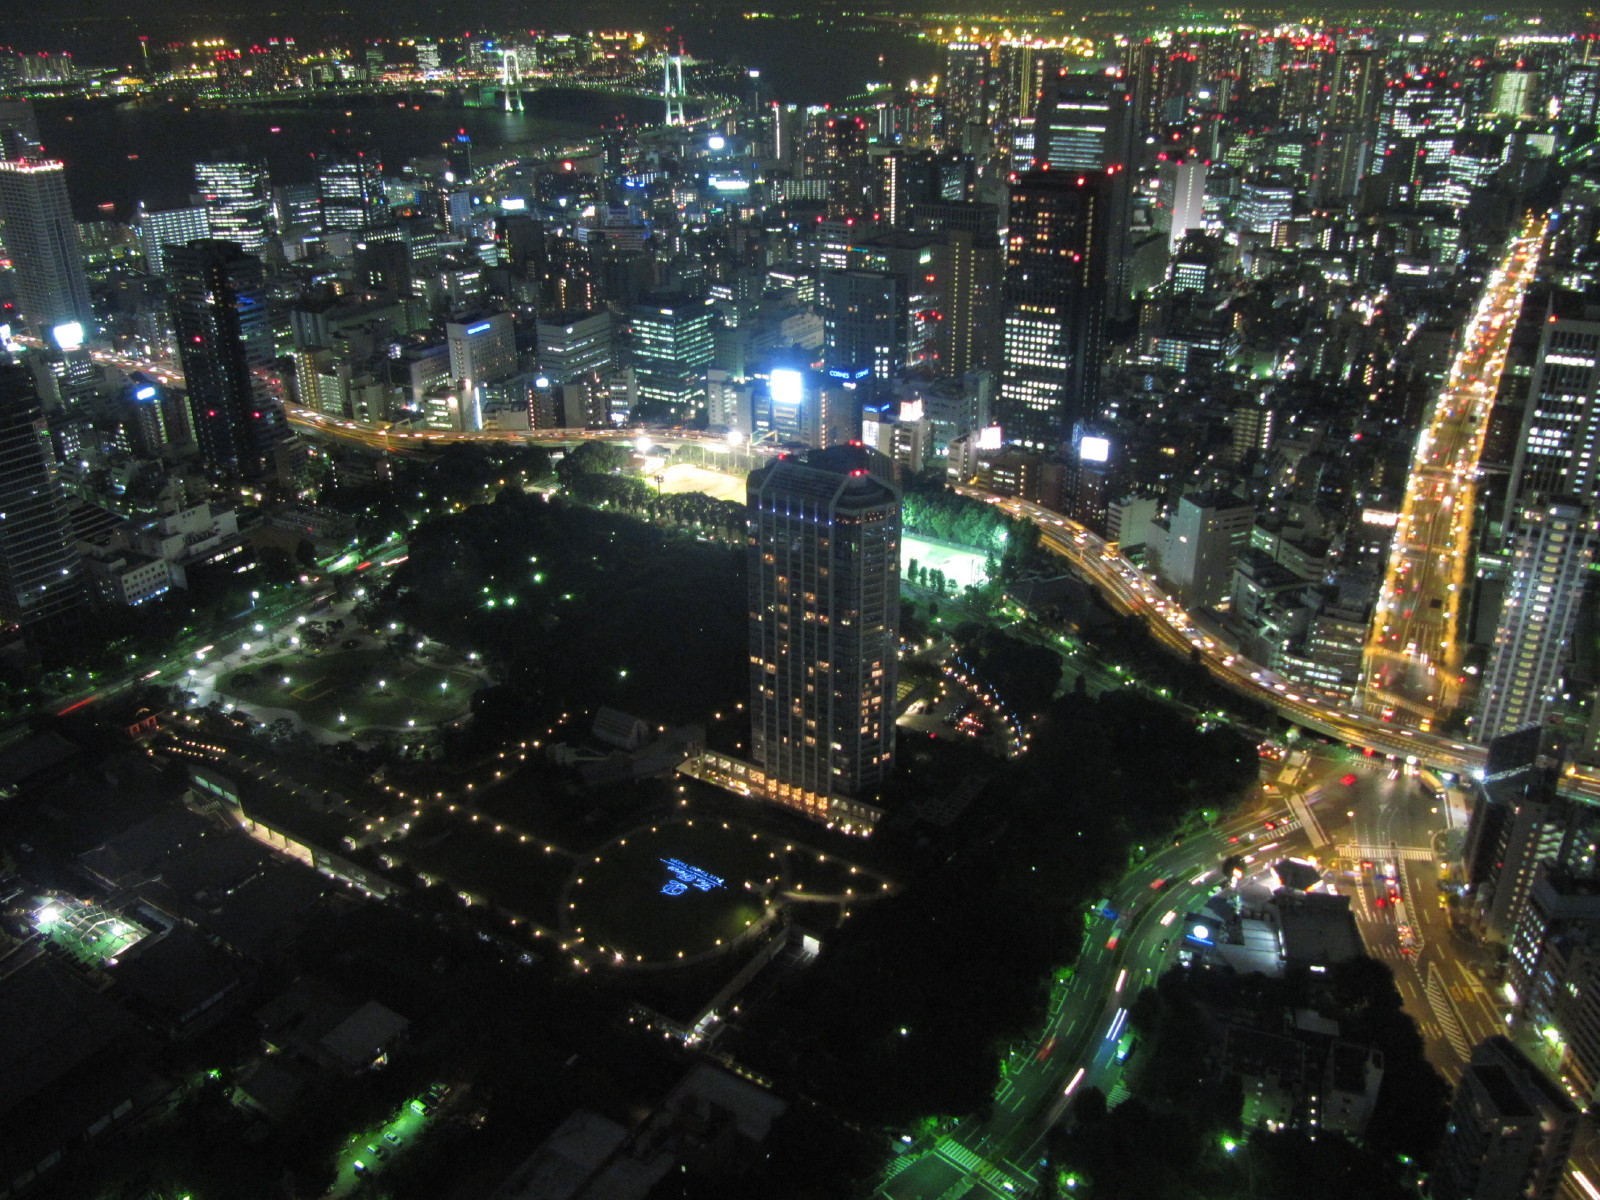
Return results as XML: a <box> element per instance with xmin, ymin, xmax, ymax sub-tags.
<box><xmin>567</xmin><ymin>819</ymin><xmax>779</xmax><ymax>964</ymax></box>
<box><xmin>220</xmin><ymin>648</ymin><xmax>475</xmax><ymax>733</ymax></box>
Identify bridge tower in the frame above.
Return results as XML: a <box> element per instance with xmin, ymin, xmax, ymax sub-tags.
<box><xmin>663</xmin><ymin>52</ymin><xmax>686</xmax><ymax>126</ymax></box>
<box><xmin>501</xmin><ymin>49</ymin><xmax>523</xmax><ymax>113</ymax></box>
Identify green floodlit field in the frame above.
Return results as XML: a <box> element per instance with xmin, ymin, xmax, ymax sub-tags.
<box><xmin>35</xmin><ymin>898</ymin><xmax>146</xmax><ymax>966</ymax></box>
<box><xmin>567</xmin><ymin>820</ymin><xmax>777</xmax><ymax>965</ymax></box>
<box><xmin>903</xmin><ymin>534</ymin><xmax>989</xmax><ymax>591</ymax></box>
<box><xmin>219</xmin><ymin>647</ymin><xmax>475</xmax><ymax>733</ymax></box>
<box><xmin>656</xmin><ymin>461</ymin><xmax>748</xmax><ymax>503</ymax></box>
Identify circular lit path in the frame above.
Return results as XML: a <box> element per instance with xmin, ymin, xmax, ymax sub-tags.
<box><xmin>561</xmin><ymin>818</ymin><xmax>783</xmax><ymax>968</ymax></box>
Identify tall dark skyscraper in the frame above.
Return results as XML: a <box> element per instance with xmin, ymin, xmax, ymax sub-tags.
<box><xmin>0</xmin><ymin>357</ymin><xmax>84</xmax><ymax>636</ymax></box>
<box><xmin>820</xmin><ymin>268</ymin><xmax>908</xmax><ymax>382</ymax></box>
<box><xmin>167</xmin><ymin>239</ymin><xmax>284</xmax><ymax>480</ymax></box>
<box><xmin>0</xmin><ymin>159</ymin><xmax>92</xmax><ymax>339</ymax></box>
<box><xmin>1031</xmin><ymin>72</ymin><xmax>1129</xmax><ymax>173</ymax></box>
<box><xmin>999</xmin><ymin>169</ymin><xmax>1111</xmax><ymax>446</ymax></box>
<box><xmin>747</xmin><ymin>447</ymin><xmax>900</xmax><ymax>827</ymax></box>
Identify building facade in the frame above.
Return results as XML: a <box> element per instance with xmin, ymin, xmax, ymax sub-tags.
<box><xmin>0</xmin><ymin>358</ymin><xmax>84</xmax><ymax>635</ymax></box>
<box><xmin>1431</xmin><ymin>1036</ymin><xmax>1577</xmax><ymax>1200</ymax></box>
<box><xmin>1478</xmin><ymin>499</ymin><xmax>1595</xmax><ymax>743</ymax></box>
<box><xmin>999</xmin><ymin>169</ymin><xmax>1111</xmax><ymax>446</ymax></box>
<box><xmin>167</xmin><ymin>240</ymin><xmax>284</xmax><ymax>481</ymax></box>
<box><xmin>195</xmin><ymin>159</ymin><xmax>271</xmax><ymax>254</ymax></box>
<box><xmin>748</xmin><ymin>447</ymin><xmax>900</xmax><ymax>823</ymax></box>
<box><xmin>0</xmin><ymin>159</ymin><xmax>92</xmax><ymax>337</ymax></box>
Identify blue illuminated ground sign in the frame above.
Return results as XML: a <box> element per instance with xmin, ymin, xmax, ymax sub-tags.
<box><xmin>660</xmin><ymin>858</ymin><xmax>725</xmax><ymax>896</ymax></box>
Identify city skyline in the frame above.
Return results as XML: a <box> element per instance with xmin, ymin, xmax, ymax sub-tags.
<box><xmin>6</xmin><ymin>9</ymin><xmax>1600</xmax><ymax>1199</ymax></box>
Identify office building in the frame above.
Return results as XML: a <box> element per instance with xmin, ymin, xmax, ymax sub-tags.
<box><xmin>446</xmin><ymin>312</ymin><xmax>518</xmax><ymax>390</ymax></box>
<box><xmin>0</xmin><ymin>358</ymin><xmax>85</xmax><ymax>636</ymax></box>
<box><xmin>1031</xmin><ymin>72</ymin><xmax>1128</xmax><ymax>173</ymax></box>
<box><xmin>317</xmin><ymin>147</ymin><xmax>389</xmax><ymax>232</ymax></box>
<box><xmin>1374</xmin><ymin>70</ymin><xmax>1465</xmax><ymax>206</ymax></box>
<box><xmin>999</xmin><ymin>170</ymin><xmax>1111</xmax><ymax>446</ymax></box>
<box><xmin>0</xmin><ymin>159</ymin><xmax>92</xmax><ymax>337</ymax></box>
<box><xmin>1505</xmin><ymin>862</ymin><xmax>1600</xmax><ymax>1105</ymax></box>
<box><xmin>1478</xmin><ymin>500</ymin><xmax>1595</xmax><ymax>743</ymax></box>
<box><xmin>629</xmin><ymin>298</ymin><xmax>714</xmax><ymax>420</ymax></box>
<box><xmin>1162</xmin><ymin>491</ymin><xmax>1255</xmax><ymax>609</ymax></box>
<box><xmin>942</xmin><ymin>42</ymin><xmax>990</xmax><ymax>135</ymax></box>
<box><xmin>820</xmin><ymin>268</ymin><xmax>908</xmax><ymax>382</ymax></box>
<box><xmin>751</xmin><ymin>362</ymin><xmax>860</xmax><ymax>449</ymax></box>
<box><xmin>1504</xmin><ymin>290</ymin><xmax>1600</xmax><ymax>531</ymax></box>
<box><xmin>167</xmin><ymin>239</ymin><xmax>284</xmax><ymax>480</ymax></box>
<box><xmin>535</xmin><ymin>309</ymin><xmax>615</xmax><ymax>384</ymax></box>
<box><xmin>136</xmin><ymin>203</ymin><xmax>210</xmax><ymax>276</ymax></box>
<box><xmin>195</xmin><ymin>159</ymin><xmax>271</xmax><ymax>254</ymax></box>
<box><xmin>1465</xmin><ymin>726</ymin><xmax>1571</xmax><ymax>941</ymax></box>
<box><xmin>122</xmin><ymin>377</ymin><xmax>188</xmax><ymax>457</ymax></box>
<box><xmin>748</xmin><ymin>446</ymin><xmax>900</xmax><ymax>821</ymax></box>
<box><xmin>1431</xmin><ymin>1036</ymin><xmax>1577</xmax><ymax>1200</ymax></box>
<box><xmin>1160</xmin><ymin>155</ymin><xmax>1208</xmax><ymax>255</ymax></box>
<box><xmin>1562</xmin><ymin>62</ymin><xmax>1600</xmax><ymax>126</ymax></box>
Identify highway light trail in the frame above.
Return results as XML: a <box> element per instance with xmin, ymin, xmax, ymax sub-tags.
<box><xmin>1361</xmin><ymin>216</ymin><xmax>1549</xmax><ymax>730</ymax></box>
<box><xmin>1105</xmin><ymin>1008</ymin><xmax>1128</xmax><ymax>1041</ymax></box>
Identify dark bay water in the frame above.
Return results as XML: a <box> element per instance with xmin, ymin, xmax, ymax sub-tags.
<box><xmin>676</xmin><ymin>15</ymin><xmax>941</xmax><ymax>106</ymax></box>
<box><xmin>37</xmin><ymin>89</ymin><xmax>665</xmax><ymax>220</ymax></box>
<box><xmin>33</xmin><ymin>18</ymin><xmax>936</xmax><ymax>220</ymax></box>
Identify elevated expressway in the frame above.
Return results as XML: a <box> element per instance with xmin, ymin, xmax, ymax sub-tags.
<box><xmin>281</xmin><ymin>402</ymin><xmax>1600</xmax><ymax>801</ymax></box>
<box><xmin>1361</xmin><ymin>216</ymin><xmax>1549</xmax><ymax>729</ymax></box>
<box><xmin>93</xmin><ymin>334</ymin><xmax>1600</xmax><ymax>799</ymax></box>
<box><xmin>958</xmin><ymin>488</ymin><xmax>1600</xmax><ymax>806</ymax></box>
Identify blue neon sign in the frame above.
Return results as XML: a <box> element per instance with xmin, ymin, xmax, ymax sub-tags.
<box><xmin>466</xmin><ymin>321</ymin><xmax>493</xmax><ymax>335</ymax></box>
<box><xmin>660</xmin><ymin>858</ymin><xmax>725</xmax><ymax>896</ymax></box>
<box><xmin>135</xmin><ymin>386</ymin><xmax>157</xmax><ymax>400</ymax></box>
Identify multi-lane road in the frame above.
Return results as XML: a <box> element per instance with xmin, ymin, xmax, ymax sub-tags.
<box><xmin>959</xmin><ymin>489</ymin><xmax>1600</xmax><ymax>809</ymax></box>
<box><xmin>1363</xmin><ymin>216</ymin><xmax>1549</xmax><ymax>729</ymax></box>
<box><xmin>87</xmin><ymin>329</ymin><xmax>1588</xmax><ymax>802</ymax></box>
<box><xmin>881</xmin><ymin>796</ymin><xmax>1294</xmax><ymax>1199</ymax></box>
<box><xmin>880</xmin><ymin>746</ymin><xmax>1499</xmax><ymax>1199</ymax></box>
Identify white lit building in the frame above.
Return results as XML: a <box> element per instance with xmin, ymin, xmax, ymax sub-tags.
<box><xmin>1478</xmin><ymin>500</ymin><xmax>1595</xmax><ymax>744</ymax></box>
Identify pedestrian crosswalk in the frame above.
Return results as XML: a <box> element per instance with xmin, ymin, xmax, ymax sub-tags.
<box><xmin>1334</xmin><ymin>844</ymin><xmax>1436</xmax><ymax>862</ymax></box>
<box><xmin>1425</xmin><ymin>961</ymin><xmax>1474</xmax><ymax>1062</ymax></box>
<box><xmin>938</xmin><ymin>1140</ymin><xmax>984</xmax><ymax>1174</ymax></box>
<box><xmin>1107</xmin><ymin>1080</ymin><xmax>1131</xmax><ymax>1107</ymax></box>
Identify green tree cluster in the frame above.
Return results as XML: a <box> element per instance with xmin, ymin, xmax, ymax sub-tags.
<box><xmin>370</xmin><ymin>490</ymin><xmax>746</xmax><ymax>743</ymax></box>
<box><xmin>738</xmin><ymin>689</ymin><xmax>1256</xmax><ymax>1128</ymax></box>
<box><xmin>1047</xmin><ymin>956</ymin><xmax>1447</xmax><ymax>1199</ymax></box>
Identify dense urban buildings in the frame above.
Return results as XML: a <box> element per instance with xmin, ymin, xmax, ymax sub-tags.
<box><xmin>12</xmin><ymin>13</ymin><xmax>1600</xmax><ymax>1198</ymax></box>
